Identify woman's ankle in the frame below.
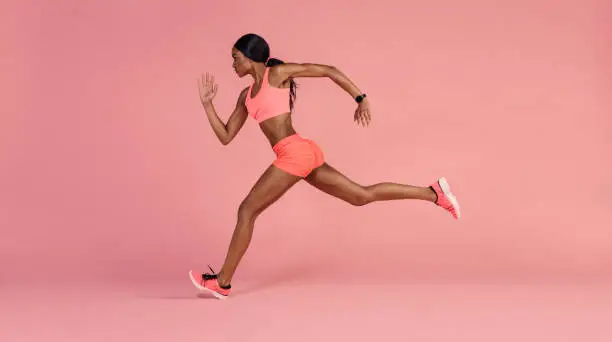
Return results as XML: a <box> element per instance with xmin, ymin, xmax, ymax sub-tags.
<box><xmin>217</xmin><ymin>272</ymin><xmax>231</xmax><ymax>288</ymax></box>
<box><xmin>429</xmin><ymin>186</ymin><xmax>438</xmax><ymax>203</ymax></box>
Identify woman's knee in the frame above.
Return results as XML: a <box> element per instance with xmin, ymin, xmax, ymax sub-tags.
<box><xmin>350</xmin><ymin>188</ymin><xmax>375</xmax><ymax>206</ymax></box>
<box><xmin>238</xmin><ymin>198</ymin><xmax>263</xmax><ymax>219</ymax></box>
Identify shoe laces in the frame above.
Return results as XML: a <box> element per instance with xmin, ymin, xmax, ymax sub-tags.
<box><xmin>203</xmin><ymin>265</ymin><xmax>218</xmax><ymax>280</ymax></box>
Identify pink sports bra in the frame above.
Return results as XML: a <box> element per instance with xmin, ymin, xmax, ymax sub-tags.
<box><xmin>244</xmin><ymin>67</ymin><xmax>291</xmax><ymax>123</ymax></box>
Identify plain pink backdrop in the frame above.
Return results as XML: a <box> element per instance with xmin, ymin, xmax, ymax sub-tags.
<box><xmin>2</xmin><ymin>0</ymin><xmax>611</xmax><ymax>286</ymax></box>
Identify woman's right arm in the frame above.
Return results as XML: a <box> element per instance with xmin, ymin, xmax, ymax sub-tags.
<box><xmin>198</xmin><ymin>73</ymin><xmax>249</xmax><ymax>145</ymax></box>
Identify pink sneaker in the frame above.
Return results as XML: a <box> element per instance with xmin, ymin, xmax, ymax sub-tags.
<box><xmin>189</xmin><ymin>266</ymin><xmax>231</xmax><ymax>299</ymax></box>
<box><xmin>430</xmin><ymin>177</ymin><xmax>460</xmax><ymax>219</ymax></box>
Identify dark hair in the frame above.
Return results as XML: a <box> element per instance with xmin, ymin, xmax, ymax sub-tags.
<box><xmin>233</xmin><ymin>33</ymin><xmax>297</xmax><ymax>111</ymax></box>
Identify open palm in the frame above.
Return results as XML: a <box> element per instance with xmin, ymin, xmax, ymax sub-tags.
<box><xmin>198</xmin><ymin>72</ymin><xmax>218</xmax><ymax>104</ymax></box>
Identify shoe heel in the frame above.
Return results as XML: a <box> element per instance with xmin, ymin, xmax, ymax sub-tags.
<box><xmin>438</xmin><ymin>177</ymin><xmax>452</xmax><ymax>195</ymax></box>
<box><xmin>438</xmin><ymin>177</ymin><xmax>460</xmax><ymax>219</ymax></box>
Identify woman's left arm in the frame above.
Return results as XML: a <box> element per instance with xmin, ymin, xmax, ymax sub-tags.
<box><xmin>273</xmin><ymin>63</ymin><xmax>363</xmax><ymax>99</ymax></box>
<box><xmin>272</xmin><ymin>63</ymin><xmax>371</xmax><ymax>126</ymax></box>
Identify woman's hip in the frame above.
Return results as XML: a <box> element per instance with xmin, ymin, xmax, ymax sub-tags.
<box><xmin>271</xmin><ymin>134</ymin><xmax>324</xmax><ymax>177</ymax></box>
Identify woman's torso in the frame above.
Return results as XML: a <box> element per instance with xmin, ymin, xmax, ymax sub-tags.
<box><xmin>258</xmin><ymin>114</ymin><xmax>296</xmax><ymax>146</ymax></box>
<box><xmin>245</xmin><ymin>67</ymin><xmax>296</xmax><ymax>147</ymax></box>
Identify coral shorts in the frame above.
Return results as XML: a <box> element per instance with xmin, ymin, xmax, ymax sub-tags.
<box><xmin>272</xmin><ymin>134</ymin><xmax>325</xmax><ymax>177</ymax></box>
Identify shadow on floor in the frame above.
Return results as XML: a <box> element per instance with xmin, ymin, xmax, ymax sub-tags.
<box><xmin>235</xmin><ymin>262</ymin><xmax>323</xmax><ymax>296</ymax></box>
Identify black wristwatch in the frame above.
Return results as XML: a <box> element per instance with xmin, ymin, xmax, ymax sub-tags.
<box><xmin>355</xmin><ymin>93</ymin><xmax>367</xmax><ymax>103</ymax></box>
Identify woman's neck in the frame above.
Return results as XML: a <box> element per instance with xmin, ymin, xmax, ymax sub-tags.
<box><xmin>250</xmin><ymin>64</ymin><xmax>266</xmax><ymax>83</ymax></box>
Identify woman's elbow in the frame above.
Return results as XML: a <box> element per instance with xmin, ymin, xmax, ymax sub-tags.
<box><xmin>220</xmin><ymin>136</ymin><xmax>231</xmax><ymax>145</ymax></box>
<box><xmin>325</xmin><ymin>65</ymin><xmax>338</xmax><ymax>77</ymax></box>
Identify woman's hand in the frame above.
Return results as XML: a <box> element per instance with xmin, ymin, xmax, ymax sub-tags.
<box><xmin>198</xmin><ymin>72</ymin><xmax>218</xmax><ymax>104</ymax></box>
<box><xmin>354</xmin><ymin>99</ymin><xmax>371</xmax><ymax>127</ymax></box>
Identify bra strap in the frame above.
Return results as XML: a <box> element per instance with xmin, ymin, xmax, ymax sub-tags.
<box><xmin>262</xmin><ymin>67</ymin><xmax>270</xmax><ymax>88</ymax></box>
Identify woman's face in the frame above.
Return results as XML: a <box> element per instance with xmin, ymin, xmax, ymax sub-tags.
<box><xmin>231</xmin><ymin>48</ymin><xmax>250</xmax><ymax>78</ymax></box>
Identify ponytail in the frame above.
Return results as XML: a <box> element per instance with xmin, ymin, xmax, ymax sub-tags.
<box><xmin>266</xmin><ymin>58</ymin><xmax>297</xmax><ymax>112</ymax></box>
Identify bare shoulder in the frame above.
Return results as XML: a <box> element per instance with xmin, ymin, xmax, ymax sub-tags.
<box><xmin>267</xmin><ymin>64</ymin><xmax>292</xmax><ymax>86</ymax></box>
<box><xmin>239</xmin><ymin>86</ymin><xmax>250</xmax><ymax>98</ymax></box>
<box><xmin>240</xmin><ymin>86</ymin><xmax>250</xmax><ymax>96</ymax></box>
<box><xmin>236</xmin><ymin>86</ymin><xmax>250</xmax><ymax>105</ymax></box>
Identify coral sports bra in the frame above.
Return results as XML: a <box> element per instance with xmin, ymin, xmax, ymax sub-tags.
<box><xmin>244</xmin><ymin>67</ymin><xmax>291</xmax><ymax>123</ymax></box>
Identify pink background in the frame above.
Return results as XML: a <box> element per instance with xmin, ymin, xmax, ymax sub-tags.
<box><xmin>3</xmin><ymin>0</ymin><xmax>612</xmax><ymax>341</ymax></box>
<box><xmin>0</xmin><ymin>1</ymin><xmax>612</xmax><ymax>281</ymax></box>
<box><xmin>2</xmin><ymin>0</ymin><xmax>611</xmax><ymax>285</ymax></box>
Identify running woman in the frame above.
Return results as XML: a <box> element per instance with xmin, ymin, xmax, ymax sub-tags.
<box><xmin>189</xmin><ymin>33</ymin><xmax>460</xmax><ymax>299</ymax></box>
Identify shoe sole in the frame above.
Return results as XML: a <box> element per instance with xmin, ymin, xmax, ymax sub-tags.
<box><xmin>438</xmin><ymin>177</ymin><xmax>461</xmax><ymax>219</ymax></box>
<box><xmin>188</xmin><ymin>270</ymin><xmax>228</xmax><ymax>300</ymax></box>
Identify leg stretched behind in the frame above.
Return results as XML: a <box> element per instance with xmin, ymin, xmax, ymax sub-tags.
<box><xmin>304</xmin><ymin>163</ymin><xmax>437</xmax><ymax>206</ymax></box>
<box><xmin>305</xmin><ymin>163</ymin><xmax>460</xmax><ymax>218</ymax></box>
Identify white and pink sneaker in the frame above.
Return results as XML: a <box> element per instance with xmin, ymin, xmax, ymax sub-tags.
<box><xmin>430</xmin><ymin>177</ymin><xmax>460</xmax><ymax>219</ymax></box>
<box><xmin>189</xmin><ymin>266</ymin><xmax>231</xmax><ymax>300</ymax></box>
